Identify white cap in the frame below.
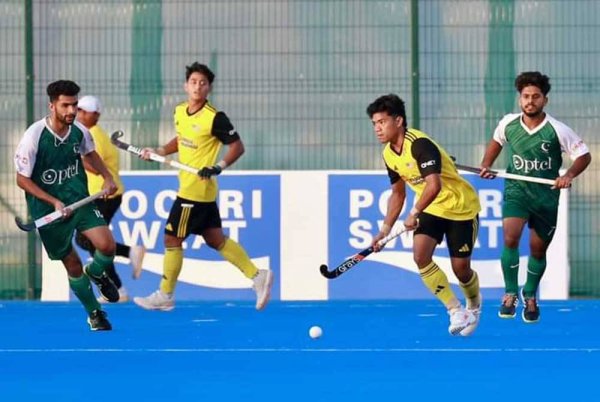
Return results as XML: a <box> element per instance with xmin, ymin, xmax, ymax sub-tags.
<box><xmin>78</xmin><ymin>95</ymin><xmax>102</xmax><ymax>113</ymax></box>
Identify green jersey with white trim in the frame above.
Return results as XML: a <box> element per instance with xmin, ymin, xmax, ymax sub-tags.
<box><xmin>15</xmin><ymin>119</ymin><xmax>96</xmax><ymax>220</ymax></box>
<box><xmin>492</xmin><ymin>113</ymin><xmax>589</xmax><ymax>202</ymax></box>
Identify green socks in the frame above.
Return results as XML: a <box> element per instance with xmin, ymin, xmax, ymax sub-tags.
<box><xmin>69</xmin><ymin>274</ymin><xmax>100</xmax><ymax>314</ymax></box>
<box><xmin>501</xmin><ymin>247</ymin><xmax>520</xmax><ymax>294</ymax></box>
<box><xmin>85</xmin><ymin>250</ymin><xmax>115</xmax><ymax>277</ymax></box>
<box><xmin>523</xmin><ymin>256</ymin><xmax>547</xmax><ymax>298</ymax></box>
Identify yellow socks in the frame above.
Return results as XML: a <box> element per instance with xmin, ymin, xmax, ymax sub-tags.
<box><xmin>218</xmin><ymin>238</ymin><xmax>259</xmax><ymax>279</ymax></box>
<box><xmin>419</xmin><ymin>261</ymin><xmax>460</xmax><ymax>310</ymax></box>
<box><xmin>159</xmin><ymin>247</ymin><xmax>183</xmax><ymax>294</ymax></box>
<box><xmin>460</xmin><ymin>270</ymin><xmax>481</xmax><ymax>309</ymax></box>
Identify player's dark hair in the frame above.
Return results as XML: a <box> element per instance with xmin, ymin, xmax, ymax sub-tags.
<box><xmin>515</xmin><ymin>71</ymin><xmax>551</xmax><ymax>96</ymax></box>
<box><xmin>46</xmin><ymin>80</ymin><xmax>80</xmax><ymax>102</ymax></box>
<box><xmin>366</xmin><ymin>94</ymin><xmax>408</xmax><ymax>128</ymax></box>
<box><xmin>185</xmin><ymin>62</ymin><xmax>215</xmax><ymax>84</ymax></box>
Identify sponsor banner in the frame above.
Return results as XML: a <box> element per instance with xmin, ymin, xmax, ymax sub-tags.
<box><xmin>41</xmin><ymin>170</ymin><xmax>569</xmax><ymax>301</ymax></box>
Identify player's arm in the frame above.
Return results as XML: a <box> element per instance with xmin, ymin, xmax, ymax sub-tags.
<box><xmin>199</xmin><ymin>112</ymin><xmax>243</xmax><ymax>178</ymax></box>
<box><xmin>407</xmin><ymin>138</ymin><xmax>443</xmax><ymax>228</ymax></box>
<box><xmin>138</xmin><ymin>137</ymin><xmax>178</xmax><ymax>160</ymax></box>
<box><xmin>480</xmin><ymin>115</ymin><xmax>511</xmax><ymax>178</ymax></box>
<box><xmin>156</xmin><ymin>137</ymin><xmax>178</xmax><ymax>157</ymax></box>
<box><xmin>555</xmin><ymin>152</ymin><xmax>591</xmax><ymax>189</ymax></box>
<box><xmin>14</xmin><ymin>131</ymin><xmax>66</xmax><ymax>212</ymax></box>
<box><xmin>16</xmin><ymin>173</ymin><xmax>65</xmax><ymax>213</ymax></box>
<box><xmin>554</xmin><ymin>124</ymin><xmax>592</xmax><ymax>188</ymax></box>
<box><xmin>82</xmin><ymin>151</ymin><xmax>117</xmax><ymax>196</ymax></box>
<box><xmin>480</xmin><ymin>139</ymin><xmax>503</xmax><ymax>179</ymax></box>
<box><xmin>372</xmin><ymin>165</ymin><xmax>406</xmax><ymax>251</ymax></box>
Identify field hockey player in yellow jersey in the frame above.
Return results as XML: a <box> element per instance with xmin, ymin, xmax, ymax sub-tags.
<box><xmin>133</xmin><ymin>62</ymin><xmax>273</xmax><ymax>311</ymax></box>
<box><xmin>367</xmin><ymin>94</ymin><xmax>482</xmax><ymax>336</ymax></box>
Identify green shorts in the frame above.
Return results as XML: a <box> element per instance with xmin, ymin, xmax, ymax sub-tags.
<box><xmin>38</xmin><ymin>203</ymin><xmax>107</xmax><ymax>260</ymax></box>
<box><xmin>503</xmin><ymin>196</ymin><xmax>558</xmax><ymax>243</ymax></box>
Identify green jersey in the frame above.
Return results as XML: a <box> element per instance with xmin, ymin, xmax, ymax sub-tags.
<box><xmin>15</xmin><ymin>118</ymin><xmax>96</xmax><ymax>219</ymax></box>
<box><xmin>493</xmin><ymin>113</ymin><xmax>589</xmax><ymax>203</ymax></box>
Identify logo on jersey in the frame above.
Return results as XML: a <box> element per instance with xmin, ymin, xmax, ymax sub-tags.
<box><xmin>41</xmin><ymin>160</ymin><xmax>80</xmax><ymax>185</ymax></box>
<box><xmin>512</xmin><ymin>155</ymin><xmax>553</xmax><ymax>173</ymax></box>
<box><xmin>73</xmin><ymin>143</ymin><xmax>80</xmax><ymax>154</ymax></box>
<box><xmin>406</xmin><ymin>176</ymin><xmax>425</xmax><ymax>185</ymax></box>
<box><xmin>540</xmin><ymin>141</ymin><xmax>551</xmax><ymax>153</ymax></box>
<box><xmin>420</xmin><ymin>159</ymin><xmax>436</xmax><ymax>169</ymax></box>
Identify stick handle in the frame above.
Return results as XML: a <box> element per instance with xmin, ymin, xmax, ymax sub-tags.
<box><xmin>377</xmin><ymin>224</ymin><xmax>408</xmax><ymax>247</ymax></box>
<box><xmin>111</xmin><ymin>131</ymin><xmax>200</xmax><ymax>175</ymax></box>
<box><xmin>454</xmin><ymin>163</ymin><xmax>557</xmax><ymax>186</ymax></box>
<box><xmin>33</xmin><ymin>190</ymin><xmax>108</xmax><ymax>229</ymax></box>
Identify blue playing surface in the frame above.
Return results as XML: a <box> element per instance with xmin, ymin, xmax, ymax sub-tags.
<box><xmin>0</xmin><ymin>300</ymin><xmax>598</xmax><ymax>401</ymax></box>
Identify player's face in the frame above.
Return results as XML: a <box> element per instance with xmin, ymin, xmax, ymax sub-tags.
<box><xmin>371</xmin><ymin>112</ymin><xmax>403</xmax><ymax>144</ymax></box>
<box><xmin>76</xmin><ymin>109</ymin><xmax>100</xmax><ymax>128</ymax></box>
<box><xmin>185</xmin><ymin>72</ymin><xmax>211</xmax><ymax>103</ymax></box>
<box><xmin>49</xmin><ymin>95</ymin><xmax>78</xmax><ymax>125</ymax></box>
<box><xmin>519</xmin><ymin>85</ymin><xmax>547</xmax><ymax>118</ymax></box>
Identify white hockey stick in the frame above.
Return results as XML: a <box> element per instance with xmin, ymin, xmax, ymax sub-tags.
<box><xmin>454</xmin><ymin>163</ymin><xmax>557</xmax><ymax>186</ymax></box>
<box><xmin>110</xmin><ymin>130</ymin><xmax>199</xmax><ymax>175</ymax></box>
<box><xmin>15</xmin><ymin>190</ymin><xmax>108</xmax><ymax>232</ymax></box>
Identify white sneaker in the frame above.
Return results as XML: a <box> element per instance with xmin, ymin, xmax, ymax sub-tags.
<box><xmin>252</xmin><ymin>269</ymin><xmax>273</xmax><ymax>311</ymax></box>
<box><xmin>133</xmin><ymin>290</ymin><xmax>175</xmax><ymax>311</ymax></box>
<box><xmin>448</xmin><ymin>307</ymin><xmax>476</xmax><ymax>336</ymax></box>
<box><xmin>97</xmin><ymin>286</ymin><xmax>129</xmax><ymax>304</ymax></box>
<box><xmin>461</xmin><ymin>293</ymin><xmax>482</xmax><ymax>336</ymax></box>
<box><xmin>129</xmin><ymin>245</ymin><xmax>146</xmax><ymax>279</ymax></box>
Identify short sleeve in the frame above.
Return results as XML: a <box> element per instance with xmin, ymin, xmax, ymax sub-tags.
<box><xmin>212</xmin><ymin>112</ymin><xmax>241</xmax><ymax>144</ymax></box>
<box><xmin>411</xmin><ymin>138</ymin><xmax>442</xmax><ymax>177</ymax></box>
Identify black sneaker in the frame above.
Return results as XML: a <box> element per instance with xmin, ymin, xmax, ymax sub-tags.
<box><xmin>521</xmin><ymin>290</ymin><xmax>540</xmax><ymax>323</ymax></box>
<box><xmin>84</xmin><ymin>265</ymin><xmax>119</xmax><ymax>303</ymax></box>
<box><xmin>87</xmin><ymin>309</ymin><xmax>112</xmax><ymax>331</ymax></box>
<box><xmin>498</xmin><ymin>293</ymin><xmax>519</xmax><ymax>318</ymax></box>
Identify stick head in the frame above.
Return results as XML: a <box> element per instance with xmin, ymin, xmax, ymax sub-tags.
<box><xmin>319</xmin><ymin>264</ymin><xmax>338</xmax><ymax>279</ymax></box>
<box><xmin>110</xmin><ymin>130</ymin><xmax>125</xmax><ymax>146</ymax></box>
<box><xmin>15</xmin><ymin>216</ymin><xmax>35</xmax><ymax>232</ymax></box>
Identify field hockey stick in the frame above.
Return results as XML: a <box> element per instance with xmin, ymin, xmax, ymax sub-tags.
<box><xmin>15</xmin><ymin>190</ymin><xmax>108</xmax><ymax>232</ymax></box>
<box><xmin>454</xmin><ymin>163</ymin><xmax>557</xmax><ymax>186</ymax></box>
<box><xmin>320</xmin><ymin>224</ymin><xmax>409</xmax><ymax>279</ymax></box>
<box><xmin>110</xmin><ymin>130</ymin><xmax>200</xmax><ymax>175</ymax></box>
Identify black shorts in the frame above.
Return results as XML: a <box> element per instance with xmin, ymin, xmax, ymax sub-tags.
<box><xmin>94</xmin><ymin>195</ymin><xmax>122</xmax><ymax>224</ymax></box>
<box><xmin>414</xmin><ymin>212</ymin><xmax>479</xmax><ymax>258</ymax></box>
<box><xmin>165</xmin><ymin>197</ymin><xmax>222</xmax><ymax>239</ymax></box>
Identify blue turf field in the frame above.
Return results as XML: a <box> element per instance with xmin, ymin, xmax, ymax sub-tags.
<box><xmin>0</xmin><ymin>300</ymin><xmax>598</xmax><ymax>401</ymax></box>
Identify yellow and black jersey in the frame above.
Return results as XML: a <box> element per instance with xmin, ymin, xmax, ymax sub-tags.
<box><xmin>174</xmin><ymin>101</ymin><xmax>240</xmax><ymax>202</ymax></box>
<box><xmin>383</xmin><ymin>128</ymin><xmax>480</xmax><ymax>220</ymax></box>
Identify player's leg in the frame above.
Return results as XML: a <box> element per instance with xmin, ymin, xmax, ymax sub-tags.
<box><xmin>413</xmin><ymin>213</ymin><xmax>473</xmax><ymax>335</ymax></box>
<box><xmin>133</xmin><ymin>198</ymin><xmax>190</xmax><ymax>311</ymax></box>
<box><xmin>62</xmin><ymin>249</ymin><xmax>111</xmax><ymax>330</ymax></box>
<box><xmin>447</xmin><ymin>216</ymin><xmax>481</xmax><ymax>336</ymax></box>
<box><xmin>499</xmin><ymin>196</ymin><xmax>529</xmax><ymax>318</ymax></box>
<box><xmin>39</xmin><ymin>223</ymin><xmax>110</xmax><ymax>330</ymax></box>
<box><xmin>77</xmin><ymin>204</ymin><xmax>119</xmax><ymax>303</ymax></box>
<box><xmin>75</xmin><ymin>199</ymin><xmax>122</xmax><ymax>289</ymax></box>
<box><xmin>520</xmin><ymin>210</ymin><xmax>556</xmax><ymax>323</ymax></box>
<box><xmin>413</xmin><ymin>214</ymin><xmax>460</xmax><ymax>307</ymax></box>
<box><xmin>131</xmin><ymin>231</ymin><xmax>180</xmax><ymax>311</ymax></box>
<box><xmin>201</xmin><ymin>202</ymin><xmax>273</xmax><ymax>310</ymax></box>
<box><xmin>102</xmin><ymin>195</ymin><xmax>146</xmax><ymax>277</ymax></box>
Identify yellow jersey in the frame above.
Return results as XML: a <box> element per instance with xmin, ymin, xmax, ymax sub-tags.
<box><xmin>174</xmin><ymin>101</ymin><xmax>240</xmax><ymax>202</ymax></box>
<box><xmin>383</xmin><ymin>128</ymin><xmax>480</xmax><ymax>220</ymax></box>
<box><xmin>86</xmin><ymin>124</ymin><xmax>124</xmax><ymax>197</ymax></box>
